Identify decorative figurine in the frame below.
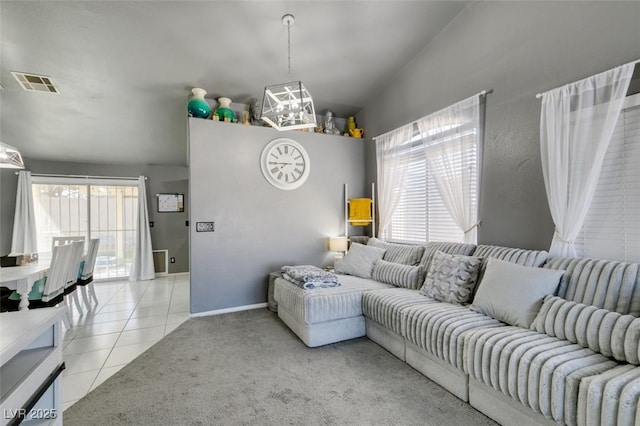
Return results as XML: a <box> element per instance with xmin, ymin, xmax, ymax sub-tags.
<box><xmin>241</xmin><ymin>111</ymin><xmax>250</xmax><ymax>125</ymax></box>
<box><xmin>323</xmin><ymin>111</ymin><xmax>341</xmax><ymax>135</ymax></box>
<box><xmin>248</xmin><ymin>98</ymin><xmax>261</xmax><ymax>125</ymax></box>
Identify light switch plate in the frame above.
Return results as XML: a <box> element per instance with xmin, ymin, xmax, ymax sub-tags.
<box><xmin>196</xmin><ymin>222</ymin><xmax>215</xmax><ymax>232</ymax></box>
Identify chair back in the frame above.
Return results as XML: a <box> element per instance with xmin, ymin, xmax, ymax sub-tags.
<box><xmin>41</xmin><ymin>244</ymin><xmax>73</xmax><ymax>302</ymax></box>
<box><xmin>81</xmin><ymin>238</ymin><xmax>101</xmax><ymax>280</ymax></box>
<box><xmin>52</xmin><ymin>235</ymin><xmax>85</xmax><ymax>252</ymax></box>
<box><xmin>65</xmin><ymin>241</ymin><xmax>85</xmax><ymax>289</ymax></box>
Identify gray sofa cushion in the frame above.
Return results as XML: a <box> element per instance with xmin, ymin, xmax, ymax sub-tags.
<box><xmin>420</xmin><ymin>251</ymin><xmax>482</xmax><ymax>305</ymax></box>
<box><xmin>335</xmin><ymin>243</ymin><xmax>385</xmax><ymax>279</ymax></box>
<box><xmin>473</xmin><ymin>244</ymin><xmax>549</xmax><ymax>267</ymax></box>
<box><xmin>362</xmin><ymin>287</ymin><xmax>433</xmax><ymax>335</ymax></box>
<box><xmin>577</xmin><ymin>364</ymin><xmax>640</xmax><ymax>426</ymax></box>
<box><xmin>470</xmin><ymin>258</ymin><xmax>564</xmax><ymax>328</ymax></box>
<box><xmin>462</xmin><ymin>325</ymin><xmax>618</xmax><ymax>425</ymax></box>
<box><xmin>401</xmin><ymin>302</ymin><xmax>503</xmax><ymax>369</ymax></box>
<box><xmin>372</xmin><ymin>260</ymin><xmax>423</xmax><ymax>289</ymax></box>
<box><xmin>531</xmin><ymin>295</ymin><xmax>640</xmax><ymax>365</ymax></box>
<box><xmin>274</xmin><ymin>274</ymin><xmax>391</xmax><ymax>325</ymax></box>
<box><xmin>367</xmin><ymin>237</ymin><xmax>424</xmax><ymax>266</ymax></box>
<box><xmin>544</xmin><ymin>257</ymin><xmax>640</xmax><ymax>316</ymax></box>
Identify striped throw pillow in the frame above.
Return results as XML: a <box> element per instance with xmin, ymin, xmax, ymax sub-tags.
<box><xmin>531</xmin><ymin>295</ymin><xmax>640</xmax><ymax>365</ymax></box>
<box><xmin>372</xmin><ymin>260</ymin><xmax>423</xmax><ymax>289</ymax></box>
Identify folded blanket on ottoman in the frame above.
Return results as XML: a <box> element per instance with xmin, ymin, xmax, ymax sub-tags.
<box><xmin>281</xmin><ymin>265</ymin><xmax>341</xmax><ymax>289</ymax></box>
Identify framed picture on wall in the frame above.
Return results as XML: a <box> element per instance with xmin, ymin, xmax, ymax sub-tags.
<box><xmin>157</xmin><ymin>193</ymin><xmax>184</xmax><ymax>213</ymax></box>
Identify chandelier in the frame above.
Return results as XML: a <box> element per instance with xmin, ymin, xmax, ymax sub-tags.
<box><xmin>260</xmin><ymin>14</ymin><xmax>317</xmax><ymax>131</ymax></box>
<box><xmin>0</xmin><ymin>142</ymin><xmax>25</xmax><ymax>169</ymax></box>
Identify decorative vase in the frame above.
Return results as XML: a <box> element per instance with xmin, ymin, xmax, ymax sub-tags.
<box><xmin>187</xmin><ymin>88</ymin><xmax>211</xmax><ymax>119</ymax></box>
<box><xmin>215</xmin><ymin>97</ymin><xmax>235</xmax><ymax>122</ymax></box>
<box><xmin>348</xmin><ymin>116</ymin><xmax>357</xmax><ymax>131</ymax></box>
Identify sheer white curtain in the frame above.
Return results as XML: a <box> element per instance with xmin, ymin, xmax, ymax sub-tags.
<box><xmin>129</xmin><ymin>176</ymin><xmax>155</xmax><ymax>281</ymax></box>
<box><xmin>10</xmin><ymin>171</ymin><xmax>38</xmax><ymax>256</ymax></box>
<box><xmin>375</xmin><ymin>123</ymin><xmax>415</xmax><ymax>240</ymax></box>
<box><xmin>416</xmin><ymin>95</ymin><xmax>482</xmax><ymax>244</ymax></box>
<box><xmin>540</xmin><ymin>63</ymin><xmax>634</xmax><ymax>257</ymax></box>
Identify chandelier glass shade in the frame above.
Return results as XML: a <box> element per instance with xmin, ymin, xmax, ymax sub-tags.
<box><xmin>261</xmin><ymin>14</ymin><xmax>317</xmax><ymax>131</ymax></box>
<box><xmin>0</xmin><ymin>142</ymin><xmax>25</xmax><ymax>169</ymax></box>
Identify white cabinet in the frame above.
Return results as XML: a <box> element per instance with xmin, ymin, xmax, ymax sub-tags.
<box><xmin>0</xmin><ymin>307</ymin><xmax>66</xmax><ymax>425</ymax></box>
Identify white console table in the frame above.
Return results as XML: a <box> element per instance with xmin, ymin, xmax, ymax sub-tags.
<box><xmin>0</xmin><ymin>308</ymin><xmax>66</xmax><ymax>426</ymax></box>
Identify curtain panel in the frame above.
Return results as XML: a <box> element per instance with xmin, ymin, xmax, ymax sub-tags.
<box><xmin>416</xmin><ymin>95</ymin><xmax>482</xmax><ymax>244</ymax></box>
<box><xmin>375</xmin><ymin>123</ymin><xmax>415</xmax><ymax>240</ymax></box>
<box><xmin>540</xmin><ymin>63</ymin><xmax>634</xmax><ymax>258</ymax></box>
<box><xmin>10</xmin><ymin>170</ymin><xmax>38</xmax><ymax>256</ymax></box>
<box><xmin>129</xmin><ymin>176</ymin><xmax>155</xmax><ymax>281</ymax></box>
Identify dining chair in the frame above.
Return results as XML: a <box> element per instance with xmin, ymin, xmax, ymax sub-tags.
<box><xmin>62</xmin><ymin>240</ymin><xmax>86</xmax><ymax>317</ymax></box>
<box><xmin>51</xmin><ymin>235</ymin><xmax>85</xmax><ymax>252</ymax></box>
<box><xmin>77</xmin><ymin>238</ymin><xmax>100</xmax><ymax>310</ymax></box>
<box><xmin>0</xmin><ymin>244</ymin><xmax>74</xmax><ymax>328</ymax></box>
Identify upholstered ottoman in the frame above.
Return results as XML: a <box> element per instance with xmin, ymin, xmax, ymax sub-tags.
<box><xmin>274</xmin><ymin>274</ymin><xmax>392</xmax><ymax>347</ymax></box>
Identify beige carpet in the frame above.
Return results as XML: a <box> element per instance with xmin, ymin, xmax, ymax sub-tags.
<box><xmin>64</xmin><ymin>309</ymin><xmax>497</xmax><ymax>425</ymax></box>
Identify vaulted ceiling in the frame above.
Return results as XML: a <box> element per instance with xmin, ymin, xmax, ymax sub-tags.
<box><xmin>1</xmin><ymin>1</ymin><xmax>468</xmax><ymax>166</ymax></box>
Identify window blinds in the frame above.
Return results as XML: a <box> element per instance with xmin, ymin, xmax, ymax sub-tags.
<box><xmin>576</xmin><ymin>94</ymin><xmax>640</xmax><ymax>262</ymax></box>
<box><xmin>385</xmin><ymin>134</ymin><xmax>467</xmax><ymax>245</ymax></box>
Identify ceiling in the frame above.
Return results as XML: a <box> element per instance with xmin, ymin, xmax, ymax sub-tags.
<box><xmin>0</xmin><ymin>1</ymin><xmax>468</xmax><ymax>167</ymax></box>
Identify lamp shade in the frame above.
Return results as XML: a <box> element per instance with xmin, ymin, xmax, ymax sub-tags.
<box><xmin>0</xmin><ymin>142</ymin><xmax>25</xmax><ymax>169</ymax></box>
<box><xmin>329</xmin><ymin>236</ymin><xmax>348</xmax><ymax>252</ymax></box>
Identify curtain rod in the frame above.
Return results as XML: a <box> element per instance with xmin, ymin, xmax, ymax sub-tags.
<box><xmin>15</xmin><ymin>172</ymin><xmax>147</xmax><ymax>180</ymax></box>
<box><xmin>535</xmin><ymin>58</ymin><xmax>640</xmax><ymax>99</ymax></box>
<box><xmin>372</xmin><ymin>89</ymin><xmax>491</xmax><ymax>141</ymax></box>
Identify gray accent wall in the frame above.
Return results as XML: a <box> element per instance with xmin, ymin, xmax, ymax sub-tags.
<box><xmin>189</xmin><ymin>119</ymin><xmax>366</xmax><ymax>314</ymax></box>
<box><xmin>359</xmin><ymin>1</ymin><xmax>640</xmax><ymax>250</ymax></box>
<box><xmin>0</xmin><ymin>160</ymin><xmax>189</xmax><ymax>274</ymax></box>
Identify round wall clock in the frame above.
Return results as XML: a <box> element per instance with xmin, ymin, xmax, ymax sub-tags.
<box><xmin>260</xmin><ymin>138</ymin><xmax>310</xmax><ymax>190</ymax></box>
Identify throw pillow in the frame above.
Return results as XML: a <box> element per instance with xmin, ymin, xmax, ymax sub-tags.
<box><xmin>367</xmin><ymin>238</ymin><xmax>424</xmax><ymax>266</ymax></box>
<box><xmin>470</xmin><ymin>258</ymin><xmax>564</xmax><ymax>328</ymax></box>
<box><xmin>419</xmin><ymin>251</ymin><xmax>482</xmax><ymax>305</ymax></box>
<box><xmin>531</xmin><ymin>295</ymin><xmax>640</xmax><ymax>365</ymax></box>
<box><xmin>335</xmin><ymin>243</ymin><xmax>386</xmax><ymax>279</ymax></box>
<box><xmin>372</xmin><ymin>260</ymin><xmax>423</xmax><ymax>289</ymax></box>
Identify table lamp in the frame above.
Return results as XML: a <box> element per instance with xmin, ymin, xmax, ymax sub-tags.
<box><xmin>328</xmin><ymin>236</ymin><xmax>349</xmax><ymax>262</ymax></box>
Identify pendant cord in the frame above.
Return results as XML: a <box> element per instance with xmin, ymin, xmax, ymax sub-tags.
<box><xmin>287</xmin><ymin>20</ymin><xmax>292</xmax><ymax>81</ymax></box>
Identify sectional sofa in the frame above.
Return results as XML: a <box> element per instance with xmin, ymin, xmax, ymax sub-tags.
<box><xmin>273</xmin><ymin>237</ymin><xmax>640</xmax><ymax>426</ymax></box>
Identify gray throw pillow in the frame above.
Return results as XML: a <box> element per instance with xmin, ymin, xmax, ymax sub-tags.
<box><xmin>372</xmin><ymin>260</ymin><xmax>423</xmax><ymax>289</ymax></box>
<box><xmin>335</xmin><ymin>243</ymin><xmax>386</xmax><ymax>279</ymax></box>
<box><xmin>367</xmin><ymin>237</ymin><xmax>424</xmax><ymax>266</ymax></box>
<box><xmin>419</xmin><ymin>250</ymin><xmax>482</xmax><ymax>305</ymax></box>
<box><xmin>470</xmin><ymin>258</ymin><xmax>564</xmax><ymax>328</ymax></box>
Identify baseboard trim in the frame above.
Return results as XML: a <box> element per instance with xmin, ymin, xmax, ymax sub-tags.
<box><xmin>190</xmin><ymin>303</ymin><xmax>268</xmax><ymax>317</ymax></box>
<box><xmin>167</xmin><ymin>272</ymin><xmax>190</xmax><ymax>277</ymax></box>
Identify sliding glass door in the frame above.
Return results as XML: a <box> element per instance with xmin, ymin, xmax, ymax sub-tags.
<box><xmin>32</xmin><ymin>178</ymin><xmax>138</xmax><ymax>280</ymax></box>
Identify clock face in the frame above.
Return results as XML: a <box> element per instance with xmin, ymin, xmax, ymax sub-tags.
<box><xmin>260</xmin><ymin>138</ymin><xmax>310</xmax><ymax>190</ymax></box>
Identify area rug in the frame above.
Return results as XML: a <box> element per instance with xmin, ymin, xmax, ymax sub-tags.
<box><xmin>64</xmin><ymin>309</ymin><xmax>496</xmax><ymax>425</ymax></box>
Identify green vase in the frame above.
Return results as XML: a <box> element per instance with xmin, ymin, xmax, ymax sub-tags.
<box><xmin>187</xmin><ymin>88</ymin><xmax>211</xmax><ymax>119</ymax></box>
<box><xmin>215</xmin><ymin>97</ymin><xmax>235</xmax><ymax>122</ymax></box>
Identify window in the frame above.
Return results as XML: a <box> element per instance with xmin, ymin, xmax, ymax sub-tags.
<box><xmin>384</xmin><ymin>125</ymin><xmax>474</xmax><ymax>245</ymax></box>
<box><xmin>32</xmin><ymin>177</ymin><xmax>139</xmax><ymax>279</ymax></box>
<box><xmin>576</xmin><ymin>93</ymin><xmax>640</xmax><ymax>262</ymax></box>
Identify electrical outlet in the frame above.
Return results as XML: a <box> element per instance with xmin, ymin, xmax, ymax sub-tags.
<box><xmin>170</xmin><ymin>257</ymin><xmax>176</xmax><ymax>263</ymax></box>
<box><xmin>196</xmin><ymin>222</ymin><xmax>214</xmax><ymax>232</ymax></box>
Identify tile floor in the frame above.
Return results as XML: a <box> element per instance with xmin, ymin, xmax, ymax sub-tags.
<box><xmin>60</xmin><ymin>274</ymin><xmax>190</xmax><ymax>411</ymax></box>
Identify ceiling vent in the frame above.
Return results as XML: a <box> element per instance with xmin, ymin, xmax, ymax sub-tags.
<box><xmin>11</xmin><ymin>71</ymin><xmax>59</xmax><ymax>94</ymax></box>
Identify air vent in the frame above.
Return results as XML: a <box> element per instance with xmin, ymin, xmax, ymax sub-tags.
<box><xmin>11</xmin><ymin>71</ymin><xmax>60</xmax><ymax>94</ymax></box>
